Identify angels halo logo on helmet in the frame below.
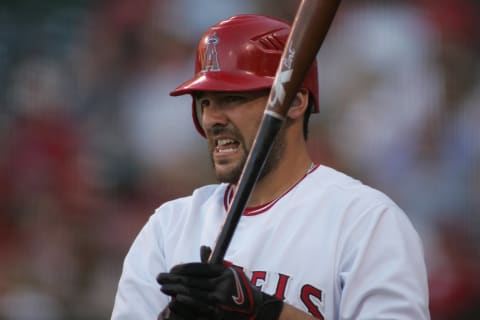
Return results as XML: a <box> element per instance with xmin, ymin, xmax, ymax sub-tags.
<box><xmin>170</xmin><ymin>14</ymin><xmax>319</xmax><ymax>137</ymax></box>
<box><xmin>201</xmin><ymin>32</ymin><xmax>221</xmax><ymax>72</ymax></box>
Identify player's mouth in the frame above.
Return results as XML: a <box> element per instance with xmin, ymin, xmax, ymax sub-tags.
<box><xmin>215</xmin><ymin>138</ymin><xmax>240</xmax><ymax>156</ymax></box>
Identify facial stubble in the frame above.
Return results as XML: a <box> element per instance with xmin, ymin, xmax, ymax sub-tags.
<box><xmin>210</xmin><ymin>122</ymin><xmax>288</xmax><ymax>185</ymax></box>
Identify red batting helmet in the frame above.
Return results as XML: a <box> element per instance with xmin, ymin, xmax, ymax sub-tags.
<box><xmin>170</xmin><ymin>14</ymin><xmax>319</xmax><ymax>137</ymax></box>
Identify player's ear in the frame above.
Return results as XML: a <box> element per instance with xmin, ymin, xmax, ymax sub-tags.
<box><xmin>287</xmin><ymin>88</ymin><xmax>309</xmax><ymax>120</ymax></box>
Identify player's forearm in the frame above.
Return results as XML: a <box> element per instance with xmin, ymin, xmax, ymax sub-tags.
<box><xmin>278</xmin><ymin>303</ymin><xmax>317</xmax><ymax>320</ymax></box>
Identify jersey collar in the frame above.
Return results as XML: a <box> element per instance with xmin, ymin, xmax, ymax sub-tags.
<box><xmin>223</xmin><ymin>163</ymin><xmax>319</xmax><ymax>216</ymax></box>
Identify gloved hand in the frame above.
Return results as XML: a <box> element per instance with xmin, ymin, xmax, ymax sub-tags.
<box><xmin>157</xmin><ymin>246</ymin><xmax>283</xmax><ymax>320</ymax></box>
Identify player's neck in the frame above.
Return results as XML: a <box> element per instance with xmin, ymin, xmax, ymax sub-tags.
<box><xmin>242</xmin><ymin>147</ymin><xmax>313</xmax><ymax>207</ymax></box>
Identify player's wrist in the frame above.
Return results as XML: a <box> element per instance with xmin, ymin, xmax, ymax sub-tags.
<box><xmin>256</xmin><ymin>292</ymin><xmax>284</xmax><ymax>320</ymax></box>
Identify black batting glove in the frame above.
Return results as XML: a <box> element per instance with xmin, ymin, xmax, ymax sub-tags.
<box><xmin>157</xmin><ymin>247</ymin><xmax>283</xmax><ymax>320</ymax></box>
<box><xmin>157</xmin><ymin>246</ymin><xmax>215</xmax><ymax>320</ymax></box>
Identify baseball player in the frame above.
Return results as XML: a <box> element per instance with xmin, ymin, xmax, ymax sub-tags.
<box><xmin>111</xmin><ymin>14</ymin><xmax>430</xmax><ymax>320</ymax></box>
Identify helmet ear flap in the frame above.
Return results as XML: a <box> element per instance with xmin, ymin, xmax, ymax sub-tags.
<box><xmin>191</xmin><ymin>95</ymin><xmax>206</xmax><ymax>137</ymax></box>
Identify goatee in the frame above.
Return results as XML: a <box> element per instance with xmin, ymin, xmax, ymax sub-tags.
<box><xmin>209</xmin><ymin>124</ymin><xmax>287</xmax><ymax>185</ymax></box>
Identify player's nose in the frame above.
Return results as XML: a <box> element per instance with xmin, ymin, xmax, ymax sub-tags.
<box><xmin>201</xmin><ymin>102</ymin><xmax>229</xmax><ymax>133</ymax></box>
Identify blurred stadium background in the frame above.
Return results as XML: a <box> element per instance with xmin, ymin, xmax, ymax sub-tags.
<box><xmin>0</xmin><ymin>0</ymin><xmax>479</xmax><ymax>319</ymax></box>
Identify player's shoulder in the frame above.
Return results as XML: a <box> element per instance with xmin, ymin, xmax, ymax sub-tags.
<box><xmin>306</xmin><ymin>165</ymin><xmax>416</xmax><ymax>233</ymax></box>
<box><xmin>133</xmin><ymin>183</ymin><xmax>227</xmax><ymax>244</ymax></box>
<box><xmin>154</xmin><ymin>183</ymin><xmax>226</xmax><ymax>214</ymax></box>
<box><xmin>308</xmin><ymin>165</ymin><xmax>397</xmax><ymax>206</ymax></box>
<box><xmin>145</xmin><ymin>183</ymin><xmax>227</xmax><ymax>233</ymax></box>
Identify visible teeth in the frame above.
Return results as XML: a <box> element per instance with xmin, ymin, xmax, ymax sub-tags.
<box><xmin>217</xmin><ymin>139</ymin><xmax>234</xmax><ymax>146</ymax></box>
<box><xmin>218</xmin><ymin>148</ymin><xmax>236</xmax><ymax>153</ymax></box>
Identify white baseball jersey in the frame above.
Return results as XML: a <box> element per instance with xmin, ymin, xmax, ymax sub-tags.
<box><xmin>111</xmin><ymin>165</ymin><xmax>430</xmax><ymax>319</ymax></box>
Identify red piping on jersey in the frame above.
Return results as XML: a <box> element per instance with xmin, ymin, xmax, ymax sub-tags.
<box><xmin>223</xmin><ymin>163</ymin><xmax>320</xmax><ymax>216</ymax></box>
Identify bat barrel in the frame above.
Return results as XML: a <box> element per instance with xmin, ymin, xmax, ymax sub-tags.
<box><xmin>268</xmin><ymin>0</ymin><xmax>341</xmax><ymax>117</ymax></box>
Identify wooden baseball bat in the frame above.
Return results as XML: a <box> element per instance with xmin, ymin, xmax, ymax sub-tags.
<box><xmin>209</xmin><ymin>0</ymin><xmax>342</xmax><ymax>264</ymax></box>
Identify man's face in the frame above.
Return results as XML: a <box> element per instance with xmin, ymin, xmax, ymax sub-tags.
<box><xmin>195</xmin><ymin>89</ymin><xmax>285</xmax><ymax>184</ymax></box>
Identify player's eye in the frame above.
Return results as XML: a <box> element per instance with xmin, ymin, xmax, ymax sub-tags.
<box><xmin>195</xmin><ymin>97</ymin><xmax>210</xmax><ymax>114</ymax></box>
<box><xmin>200</xmin><ymin>99</ymin><xmax>210</xmax><ymax>108</ymax></box>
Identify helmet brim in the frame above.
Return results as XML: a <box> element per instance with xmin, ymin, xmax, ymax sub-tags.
<box><xmin>170</xmin><ymin>71</ymin><xmax>274</xmax><ymax>96</ymax></box>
